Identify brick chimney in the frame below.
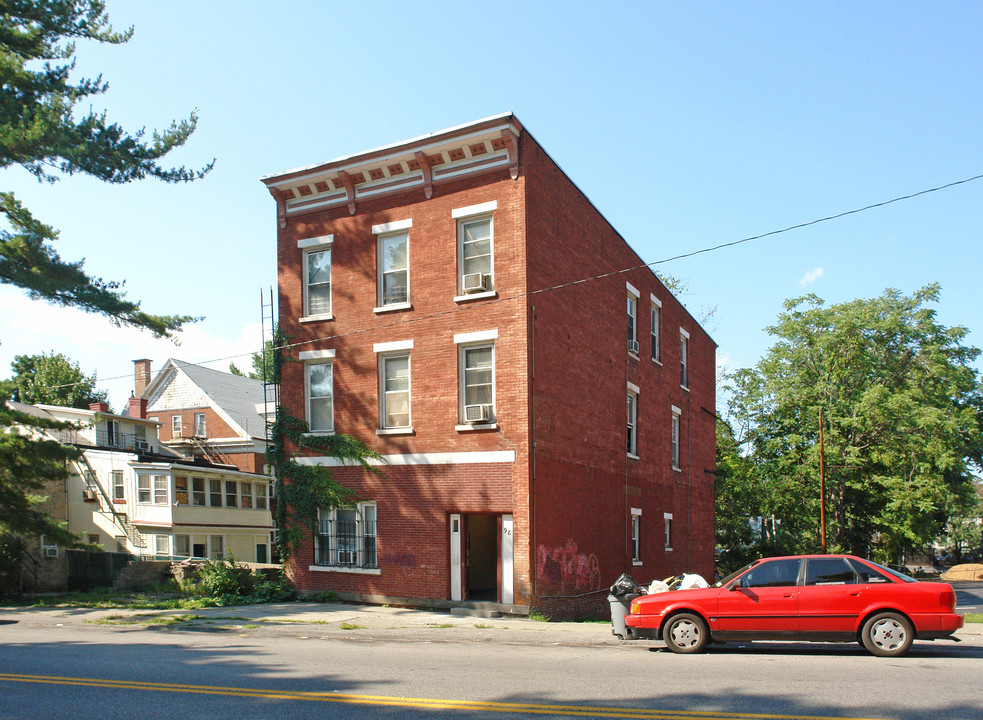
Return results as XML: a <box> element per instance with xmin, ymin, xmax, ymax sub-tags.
<box><xmin>128</xmin><ymin>396</ymin><xmax>147</xmax><ymax>420</ymax></box>
<box><xmin>134</xmin><ymin>358</ymin><xmax>152</xmax><ymax>397</ymax></box>
<box><xmin>88</xmin><ymin>402</ymin><xmax>109</xmax><ymax>413</ymax></box>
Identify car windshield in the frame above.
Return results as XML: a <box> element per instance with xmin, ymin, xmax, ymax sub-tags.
<box><xmin>868</xmin><ymin>559</ymin><xmax>918</xmax><ymax>583</ymax></box>
<box><xmin>714</xmin><ymin>561</ymin><xmax>756</xmax><ymax>588</ymax></box>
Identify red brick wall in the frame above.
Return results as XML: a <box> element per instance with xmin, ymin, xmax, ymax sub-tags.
<box><xmin>521</xmin><ymin>132</ymin><xmax>716</xmax><ymax>609</ymax></box>
<box><xmin>276</xmin><ymin>167</ymin><xmax>534</xmax><ymax>599</ymax></box>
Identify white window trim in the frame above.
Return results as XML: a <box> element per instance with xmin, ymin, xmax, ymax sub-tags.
<box><xmin>311</xmin><ymin>501</ymin><xmax>380</xmax><ymax>574</ymax></box>
<box><xmin>627</xmin><ymin>389</ymin><xmax>639</xmax><ymax>458</ymax></box>
<box><xmin>627</xmin><ymin>293</ymin><xmax>638</xmax><ymax>356</ymax></box>
<box><xmin>299</xmin><ymin>349</ymin><xmax>336</xmax><ymax>361</ymax></box>
<box><xmin>301</xmin><ymin>238</ymin><xmax>333</xmax><ymax>322</ymax></box>
<box><xmin>451</xmin><ymin>200</ymin><xmax>497</xmax><ymax>219</ymax></box>
<box><xmin>458</xmin><ymin>341</ymin><xmax>496</xmax><ymax>428</ymax></box>
<box><xmin>631</xmin><ymin>508</ymin><xmax>642</xmax><ymax>566</ymax></box>
<box><xmin>454</xmin><ymin>329</ymin><xmax>498</xmax><ymax>344</ymax></box>
<box><xmin>626</xmin><ymin>281</ymin><xmax>640</xmax><ymax>298</ymax></box>
<box><xmin>378</xmin><ymin>353</ymin><xmax>412</xmax><ymax>432</ymax></box>
<box><xmin>456</xmin><ymin>210</ymin><xmax>495</xmax><ymax>297</ymax></box>
<box><xmin>651</xmin><ymin>294</ymin><xmax>662</xmax><ymax>365</ymax></box>
<box><xmin>680</xmin><ymin>328</ymin><xmax>690</xmax><ymax>390</ymax></box>
<box><xmin>671</xmin><ymin>407</ymin><xmax>682</xmax><ymax>471</ymax></box>
<box><xmin>375</xmin><ymin>223</ymin><xmax>411</xmax><ymax>310</ymax></box>
<box><xmin>664</xmin><ymin>512</ymin><xmax>673</xmax><ymax>552</ymax></box>
<box><xmin>305</xmin><ymin>358</ymin><xmax>335</xmax><ymax>435</ymax></box>
<box><xmin>373</xmin><ymin>340</ymin><xmax>414</xmax><ymax>353</ymax></box>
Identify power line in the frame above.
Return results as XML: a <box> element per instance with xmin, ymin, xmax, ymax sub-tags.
<box><xmin>37</xmin><ymin>170</ymin><xmax>983</xmax><ymax>393</ymax></box>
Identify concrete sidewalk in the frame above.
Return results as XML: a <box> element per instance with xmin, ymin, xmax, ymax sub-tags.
<box><xmin>1</xmin><ymin>600</ymin><xmax>980</xmax><ymax>647</ymax></box>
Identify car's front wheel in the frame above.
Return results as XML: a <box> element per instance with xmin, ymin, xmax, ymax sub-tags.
<box><xmin>861</xmin><ymin>612</ymin><xmax>914</xmax><ymax>657</ymax></box>
<box><xmin>662</xmin><ymin>613</ymin><xmax>709</xmax><ymax>654</ymax></box>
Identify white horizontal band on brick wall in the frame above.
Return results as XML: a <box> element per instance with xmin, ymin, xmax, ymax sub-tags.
<box><xmin>373</xmin><ymin>339</ymin><xmax>414</xmax><ymax>353</ymax></box>
<box><xmin>297</xmin><ymin>450</ymin><xmax>516</xmax><ymax>467</ymax></box>
<box><xmin>453</xmin><ymin>329</ymin><xmax>498</xmax><ymax>344</ymax></box>
<box><xmin>297</xmin><ymin>234</ymin><xmax>333</xmax><ymax>249</ymax></box>
<box><xmin>299</xmin><ymin>349</ymin><xmax>336</xmax><ymax>360</ymax></box>
<box><xmin>451</xmin><ymin>200</ymin><xmax>497</xmax><ymax>218</ymax></box>
<box><xmin>371</xmin><ymin>218</ymin><xmax>412</xmax><ymax>234</ymax></box>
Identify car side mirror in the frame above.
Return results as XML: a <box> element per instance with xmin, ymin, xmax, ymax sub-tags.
<box><xmin>729</xmin><ymin>579</ymin><xmax>744</xmax><ymax>590</ymax></box>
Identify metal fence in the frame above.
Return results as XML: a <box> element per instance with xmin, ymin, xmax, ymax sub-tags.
<box><xmin>66</xmin><ymin>550</ymin><xmax>133</xmax><ymax>592</ymax></box>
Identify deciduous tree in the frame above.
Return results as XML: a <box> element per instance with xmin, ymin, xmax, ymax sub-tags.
<box><xmin>8</xmin><ymin>351</ymin><xmax>108</xmax><ymax>409</ymax></box>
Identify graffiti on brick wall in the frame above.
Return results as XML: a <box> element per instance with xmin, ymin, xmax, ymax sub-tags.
<box><xmin>536</xmin><ymin>540</ymin><xmax>601</xmax><ymax>592</ymax></box>
<box><xmin>382</xmin><ymin>553</ymin><xmax>417</xmax><ymax>567</ymax></box>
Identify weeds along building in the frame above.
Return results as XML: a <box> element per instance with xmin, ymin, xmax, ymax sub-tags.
<box><xmin>261</xmin><ymin>113</ymin><xmax>716</xmax><ymax>618</ymax></box>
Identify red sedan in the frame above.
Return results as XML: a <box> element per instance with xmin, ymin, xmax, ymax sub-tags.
<box><xmin>624</xmin><ymin>554</ymin><xmax>963</xmax><ymax>656</ymax></box>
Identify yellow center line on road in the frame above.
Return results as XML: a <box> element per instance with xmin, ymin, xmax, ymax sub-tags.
<box><xmin>0</xmin><ymin>673</ymin><xmax>886</xmax><ymax>720</ymax></box>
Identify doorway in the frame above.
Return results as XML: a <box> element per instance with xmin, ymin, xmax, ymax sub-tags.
<box><xmin>449</xmin><ymin>513</ymin><xmax>513</xmax><ymax>603</ymax></box>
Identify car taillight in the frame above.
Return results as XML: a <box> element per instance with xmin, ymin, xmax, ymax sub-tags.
<box><xmin>940</xmin><ymin>590</ymin><xmax>956</xmax><ymax>610</ymax></box>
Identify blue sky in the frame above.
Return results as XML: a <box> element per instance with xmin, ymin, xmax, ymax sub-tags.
<box><xmin>2</xmin><ymin>1</ymin><xmax>981</xmax><ymax>411</ymax></box>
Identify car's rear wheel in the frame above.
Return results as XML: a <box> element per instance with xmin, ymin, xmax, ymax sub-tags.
<box><xmin>861</xmin><ymin>612</ymin><xmax>914</xmax><ymax>657</ymax></box>
<box><xmin>662</xmin><ymin>613</ymin><xmax>709</xmax><ymax>654</ymax></box>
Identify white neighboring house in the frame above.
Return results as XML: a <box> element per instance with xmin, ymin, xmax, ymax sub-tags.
<box><xmin>28</xmin><ymin>400</ymin><xmax>276</xmax><ymax>563</ymax></box>
<box><xmin>135</xmin><ymin>359</ymin><xmax>273</xmax><ymax>475</ymax></box>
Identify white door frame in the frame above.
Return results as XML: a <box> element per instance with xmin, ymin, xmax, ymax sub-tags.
<box><xmin>501</xmin><ymin>514</ymin><xmax>513</xmax><ymax>604</ymax></box>
<box><xmin>450</xmin><ymin>514</ymin><xmax>462</xmax><ymax>601</ymax></box>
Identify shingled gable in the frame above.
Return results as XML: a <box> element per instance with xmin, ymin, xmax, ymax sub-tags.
<box><xmin>140</xmin><ymin>359</ymin><xmax>269</xmax><ymax>440</ymax></box>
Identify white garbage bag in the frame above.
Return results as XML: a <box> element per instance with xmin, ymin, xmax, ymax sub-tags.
<box><xmin>647</xmin><ymin>579</ymin><xmax>671</xmax><ymax>594</ymax></box>
<box><xmin>679</xmin><ymin>573</ymin><xmax>709</xmax><ymax>589</ymax></box>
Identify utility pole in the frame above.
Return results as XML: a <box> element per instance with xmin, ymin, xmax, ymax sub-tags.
<box><xmin>819</xmin><ymin>408</ymin><xmax>827</xmax><ymax>554</ymax></box>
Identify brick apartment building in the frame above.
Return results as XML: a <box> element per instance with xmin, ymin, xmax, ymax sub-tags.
<box><xmin>262</xmin><ymin>113</ymin><xmax>716</xmax><ymax>617</ymax></box>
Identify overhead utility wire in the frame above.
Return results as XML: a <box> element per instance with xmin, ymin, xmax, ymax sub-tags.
<box><xmin>48</xmin><ymin>171</ymin><xmax>983</xmax><ymax>392</ymax></box>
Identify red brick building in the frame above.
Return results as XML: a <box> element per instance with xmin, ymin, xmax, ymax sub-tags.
<box><xmin>262</xmin><ymin>114</ymin><xmax>716</xmax><ymax>617</ymax></box>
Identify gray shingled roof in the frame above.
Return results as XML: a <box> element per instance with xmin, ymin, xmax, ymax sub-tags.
<box><xmin>168</xmin><ymin>360</ymin><xmax>272</xmax><ymax>439</ymax></box>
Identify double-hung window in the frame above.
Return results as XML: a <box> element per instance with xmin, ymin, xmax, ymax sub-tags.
<box><xmin>453</xmin><ymin>201</ymin><xmax>496</xmax><ymax>298</ymax></box>
<box><xmin>171</xmin><ymin>415</ymin><xmax>182</xmax><ymax>439</ymax></box>
<box><xmin>155</xmin><ymin>534</ymin><xmax>170</xmax><ymax>559</ymax></box>
<box><xmin>631</xmin><ymin>508</ymin><xmax>642</xmax><ymax>564</ymax></box>
<box><xmin>381</xmin><ymin>354</ymin><xmax>410</xmax><ymax>429</ymax></box>
<box><xmin>373</xmin><ymin>220</ymin><xmax>411</xmax><ymax>309</ymax></box>
<box><xmin>455</xmin><ymin>330</ymin><xmax>497</xmax><ymax>426</ymax></box>
<box><xmin>650</xmin><ymin>295</ymin><xmax>662</xmax><ymax>362</ymax></box>
<box><xmin>316</xmin><ymin>502</ymin><xmax>378</xmax><ymax>570</ymax></box>
<box><xmin>174</xmin><ymin>476</ymin><xmax>189</xmax><ymax>505</ymax></box>
<box><xmin>299</xmin><ymin>235</ymin><xmax>333</xmax><ymax>320</ymax></box>
<box><xmin>194</xmin><ymin>413</ymin><xmax>206</xmax><ymax>437</ymax></box>
<box><xmin>112</xmin><ymin>470</ymin><xmax>124</xmax><ymax>501</ymax></box>
<box><xmin>671</xmin><ymin>406</ymin><xmax>682</xmax><ymax>470</ymax></box>
<box><xmin>680</xmin><ymin>328</ymin><xmax>690</xmax><ymax>389</ymax></box>
<box><xmin>664</xmin><ymin>513</ymin><xmax>673</xmax><ymax>551</ymax></box>
<box><xmin>627</xmin><ymin>282</ymin><xmax>640</xmax><ymax>355</ymax></box>
<box><xmin>627</xmin><ymin>384</ymin><xmax>639</xmax><ymax>457</ymax></box>
<box><xmin>301</xmin><ymin>350</ymin><xmax>335</xmax><ymax>433</ymax></box>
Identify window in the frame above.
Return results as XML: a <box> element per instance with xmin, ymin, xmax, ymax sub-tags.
<box><xmin>112</xmin><ymin>470</ymin><xmax>124</xmax><ymax>501</ymax></box>
<box><xmin>680</xmin><ymin>329</ymin><xmax>690</xmax><ymax>388</ymax></box>
<box><xmin>307</xmin><ymin>361</ymin><xmax>334</xmax><ymax>433</ymax></box>
<box><xmin>40</xmin><ymin>535</ymin><xmax>58</xmax><ymax>558</ymax></box>
<box><xmin>256</xmin><ymin>483</ymin><xmax>268</xmax><ymax>510</ymax></box>
<box><xmin>847</xmin><ymin>558</ymin><xmax>892</xmax><ymax>584</ymax></box>
<box><xmin>461</xmin><ymin>345</ymin><xmax>494</xmax><ymax>423</ymax></box>
<box><xmin>241</xmin><ymin>482</ymin><xmax>253</xmax><ymax>509</ymax></box>
<box><xmin>154</xmin><ymin>475</ymin><xmax>167</xmax><ymax>504</ymax></box>
<box><xmin>225</xmin><ymin>480</ymin><xmax>238</xmax><ymax>508</ymax></box>
<box><xmin>209</xmin><ymin>535</ymin><xmax>224</xmax><ymax>560</ymax></box>
<box><xmin>671</xmin><ymin>409</ymin><xmax>681</xmax><ymax>470</ymax></box>
<box><xmin>743</xmin><ymin>558</ymin><xmax>802</xmax><ymax>588</ymax></box>
<box><xmin>458</xmin><ymin>216</ymin><xmax>493</xmax><ymax>294</ymax></box>
<box><xmin>138</xmin><ymin>475</ymin><xmax>152</xmax><ymax>503</ymax></box>
<box><xmin>192</xmin><ymin>477</ymin><xmax>206</xmax><ymax>506</ymax></box>
<box><xmin>627</xmin><ymin>294</ymin><xmax>638</xmax><ymax>354</ymax></box>
<box><xmin>208</xmin><ymin>478</ymin><xmax>221</xmax><ymax>506</ymax></box>
<box><xmin>194</xmin><ymin>413</ymin><xmax>206</xmax><ymax>437</ymax></box>
<box><xmin>155</xmin><ymin>534</ymin><xmax>170</xmax><ymax>559</ymax></box>
<box><xmin>174</xmin><ymin>476</ymin><xmax>189</xmax><ymax>505</ymax></box>
<box><xmin>380</xmin><ymin>354</ymin><xmax>410</xmax><ymax>429</ymax></box>
<box><xmin>626</xmin><ymin>390</ymin><xmax>638</xmax><ymax>456</ymax></box>
<box><xmin>805</xmin><ymin>557</ymin><xmax>856</xmax><ymax>585</ymax></box>
<box><xmin>174</xmin><ymin>535</ymin><xmax>190</xmax><ymax>558</ymax></box>
<box><xmin>171</xmin><ymin>415</ymin><xmax>182</xmax><ymax>438</ymax></box>
<box><xmin>631</xmin><ymin>509</ymin><xmax>642</xmax><ymax>564</ymax></box>
<box><xmin>304</xmin><ymin>247</ymin><xmax>332</xmax><ymax>317</ymax></box>
<box><xmin>87</xmin><ymin>534</ymin><xmax>100</xmax><ymax>545</ymax></box>
<box><xmin>316</xmin><ymin>502</ymin><xmax>378</xmax><ymax>570</ymax></box>
<box><xmin>664</xmin><ymin>513</ymin><xmax>673</xmax><ymax>551</ymax></box>
<box><xmin>106</xmin><ymin>419</ymin><xmax>120</xmax><ymax>446</ymax></box>
<box><xmin>378</xmin><ymin>229</ymin><xmax>409</xmax><ymax>306</ymax></box>
<box><xmin>650</xmin><ymin>295</ymin><xmax>662</xmax><ymax>362</ymax></box>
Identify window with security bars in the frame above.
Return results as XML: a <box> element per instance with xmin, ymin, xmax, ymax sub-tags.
<box><xmin>316</xmin><ymin>503</ymin><xmax>377</xmax><ymax>569</ymax></box>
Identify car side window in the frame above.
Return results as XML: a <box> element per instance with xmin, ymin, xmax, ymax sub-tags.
<box><xmin>742</xmin><ymin>559</ymin><xmax>801</xmax><ymax>588</ymax></box>
<box><xmin>805</xmin><ymin>557</ymin><xmax>855</xmax><ymax>585</ymax></box>
<box><xmin>848</xmin><ymin>558</ymin><xmax>892</xmax><ymax>583</ymax></box>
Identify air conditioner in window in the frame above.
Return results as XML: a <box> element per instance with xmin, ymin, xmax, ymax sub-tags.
<box><xmin>44</xmin><ymin>546</ymin><xmax>59</xmax><ymax>558</ymax></box>
<box><xmin>133</xmin><ymin>439</ymin><xmax>149</xmax><ymax>451</ymax></box>
<box><xmin>464</xmin><ymin>404</ymin><xmax>492</xmax><ymax>423</ymax></box>
<box><xmin>628</xmin><ymin>339</ymin><xmax>639</xmax><ymax>354</ymax></box>
<box><xmin>463</xmin><ymin>272</ymin><xmax>489</xmax><ymax>293</ymax></box>
<box><xmin>83</xmin><ymin>488</ymin><xmax>98</xmax><ymax>501</ymax></box>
